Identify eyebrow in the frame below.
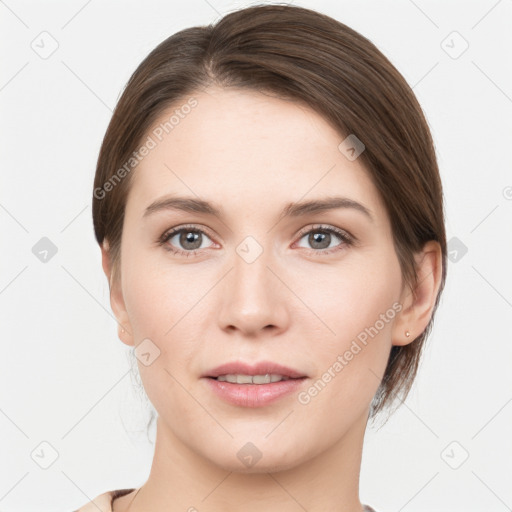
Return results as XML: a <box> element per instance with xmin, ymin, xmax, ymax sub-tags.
<box><xmin>143</xmin><ymin>195</ymin><xmax>373</xmax><ymax>222</ymax></box>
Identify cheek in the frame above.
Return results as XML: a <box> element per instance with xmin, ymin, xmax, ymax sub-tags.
<box><xmin>294</xmin><ymin>255</ymin><xmax>402</xmax><ymax>406</ymax></box>
<box><xmin>121</xmin><ymin>262</ymin><xmax>201</xmax><ymax>418</ymax></box>
<box><xmin>121</xmin><ymin>243</ymin><xmax>184</xmax><ymax>337</ymax></box>
<box><xmin>121</xmin><ymin>250</ymin><xmax>207</xmax><ymax>378</ymax></box>
<box><xmin>124</xmin><ymin>284</ymin><xmax>168</xmax><ymax>344</ymax></box>
<box><xmin>297</xmin><ymin>254</ymin><xmax>401</xmax><ymax>345</ymax></box>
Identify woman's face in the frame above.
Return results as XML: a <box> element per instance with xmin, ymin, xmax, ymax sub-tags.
<box><xmin>112</xmin><ymin>86</ymin><xmax>408</xmax><ymax>471</ymax></box>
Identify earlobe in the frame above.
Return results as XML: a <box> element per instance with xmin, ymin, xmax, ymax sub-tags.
<box><xmin>392</xmin><ymin>241</ymin><xmax>443</xmax><ymax>347</ymax></box>
<box><xmin>100</xmin><ymin>242</ymin><xmax>135</xmax><ymax>347</ymax></box>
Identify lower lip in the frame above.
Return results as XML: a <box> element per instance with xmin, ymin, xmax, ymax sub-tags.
<box><xmin>203</xmin><ymin>377</ymin><xmax>307</xmax><ymax>407</ymax></box>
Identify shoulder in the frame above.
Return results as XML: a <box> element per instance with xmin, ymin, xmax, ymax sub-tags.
<box><xmin>72</xmin><ymin>488</ymin><xmax>136</xmax><ymax>512</ymax></box>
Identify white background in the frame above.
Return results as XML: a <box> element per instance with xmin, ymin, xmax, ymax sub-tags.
<box><xmin>1</xmin><ymin>1</ymin><xmax>511</xmax><ymax>511</ymax></box>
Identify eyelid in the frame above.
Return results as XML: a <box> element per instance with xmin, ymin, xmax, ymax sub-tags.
<box><xmin>295</xmin><ymin>223</ymin><xmax>354</xmax><ymax>241</ymax></box>
<box><xmin>159</xmin><ymin>223</ymin><xmax>215</xmax><ymax>240</ymax></box>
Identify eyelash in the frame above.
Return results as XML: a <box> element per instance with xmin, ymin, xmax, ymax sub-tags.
<box><xmin>157</xmin><ymin>223</ymin><xmax>355</xmax><ymax>257</ymax></box>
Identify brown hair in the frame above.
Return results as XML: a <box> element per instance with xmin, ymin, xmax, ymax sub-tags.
<box><xmin>92</xmin><ymin>3</ymin><xmax>447</xmax><ymax>420</ymax></box>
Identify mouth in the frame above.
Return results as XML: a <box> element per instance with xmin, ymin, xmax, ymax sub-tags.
<box><xmin>211</xmin><ymin>373</ymin><xmax>297</xmax><ymax>384</ymax></box>
<box><xmin>204</xmin><ymin>360</ymin><xmax>307</xmax><ymax>380</ymax></box>
<box><xmin>202</xmin><ymin>361</ymin><xmax>308</xmax><ymax>407</ymax></box>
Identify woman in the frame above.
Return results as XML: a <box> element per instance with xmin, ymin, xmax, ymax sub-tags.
<box><xmin>76</xmin><ymin>4</ymin><xmax>446</xmax><ymax>511</ymax></box>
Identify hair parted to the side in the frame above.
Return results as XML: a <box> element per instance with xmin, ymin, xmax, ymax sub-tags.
<box><xmin>92</xmin><ymin>3</ymin><xmax>447</xmax><ymax>423</ymax></box>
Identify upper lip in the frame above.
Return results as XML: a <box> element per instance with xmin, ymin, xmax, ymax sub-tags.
<box><xmin>204</xmin><ymin>361</ymin><xmax>307</xmax><ymax>379</ymax></box>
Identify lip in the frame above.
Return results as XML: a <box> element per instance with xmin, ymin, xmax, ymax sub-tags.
<box><xmin>203</xmin><ymin>361</ymin><xmax>306</xmax><ymax>379</ymax></box>
<box><xmin>202</xmin><ymin>360</ymin><xmax>308</xmax><ymax>408</ymax></box>
<box><xmin>203</xmin><ymin>376</ymin><xmax>307</xmax><ymax>408</ymax></box>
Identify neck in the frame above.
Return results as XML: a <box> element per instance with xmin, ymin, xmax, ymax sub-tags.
<box><xmin>126</xmin><ymin>411</ymin><xmax>369</xmax><ymax>512</ymax></box>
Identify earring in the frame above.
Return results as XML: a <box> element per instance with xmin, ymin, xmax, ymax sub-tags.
<box><xmin>405</xmin><ymin>330</ymin><xmax>410</xmax><ymax>338</ymax></box>
<box><xmin>121</xmin><ymin>328</ymin><xmax>125</xmax><ymax>333</ymax></box>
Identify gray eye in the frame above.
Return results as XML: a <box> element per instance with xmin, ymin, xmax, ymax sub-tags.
<box><xmin>168</xmin><ymin>229</ymin><xmax>213</xmax><ymax>251</ymax></box>
<box><xmin>297</xmin><ymin>230</ymin><xmax>342</xmax><ymax>250</ymax></box>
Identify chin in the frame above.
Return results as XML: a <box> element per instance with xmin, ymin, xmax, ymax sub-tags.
<box><xmin>203</xmin><ymin>443</ymin><xmax>308</xmax><ymax>475</ymax></box>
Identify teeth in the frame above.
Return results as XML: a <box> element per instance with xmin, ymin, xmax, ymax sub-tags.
<box><xmin>215</xmin><ymin>374</ymin><xmax>290</xmax><ymax>384</ymax></box>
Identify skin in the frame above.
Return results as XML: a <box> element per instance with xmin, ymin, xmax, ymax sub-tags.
<box><xmin>102</xmin><ymin>86</ymin><xmax>443</xmax><ymax>512</ymax></box>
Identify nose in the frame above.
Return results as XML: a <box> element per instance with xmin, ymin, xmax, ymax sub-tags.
<box><xmin>217</xmin><ymin>243</ymin><xmax>289</xmax><ymax>337</ymax></box>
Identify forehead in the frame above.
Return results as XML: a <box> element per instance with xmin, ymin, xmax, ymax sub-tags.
<box><xmin>125</xmin><ymin>86</ymin><xmax>386</xmax><ymax>221</ymax></box>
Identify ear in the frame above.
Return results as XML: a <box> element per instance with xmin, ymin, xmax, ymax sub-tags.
<box><xmin>392</xmin><ymin>240</ymin><xmax>443</xmax><ymax>346</ymax></box>
<box><xmin>101</xmin><ymin>241</ymin><xmax>134</xmax><ymax>347</ymax></box>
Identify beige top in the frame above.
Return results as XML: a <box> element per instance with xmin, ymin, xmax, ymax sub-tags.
<box><xmin>73</xmin><ymin>488</ymin><xmax>377</xmax><ymax>511</ymax></box>
<box><xmin>73</xmin><ymin>488</ymin><xmax>135</xmax><ymax>512</ymax></box>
